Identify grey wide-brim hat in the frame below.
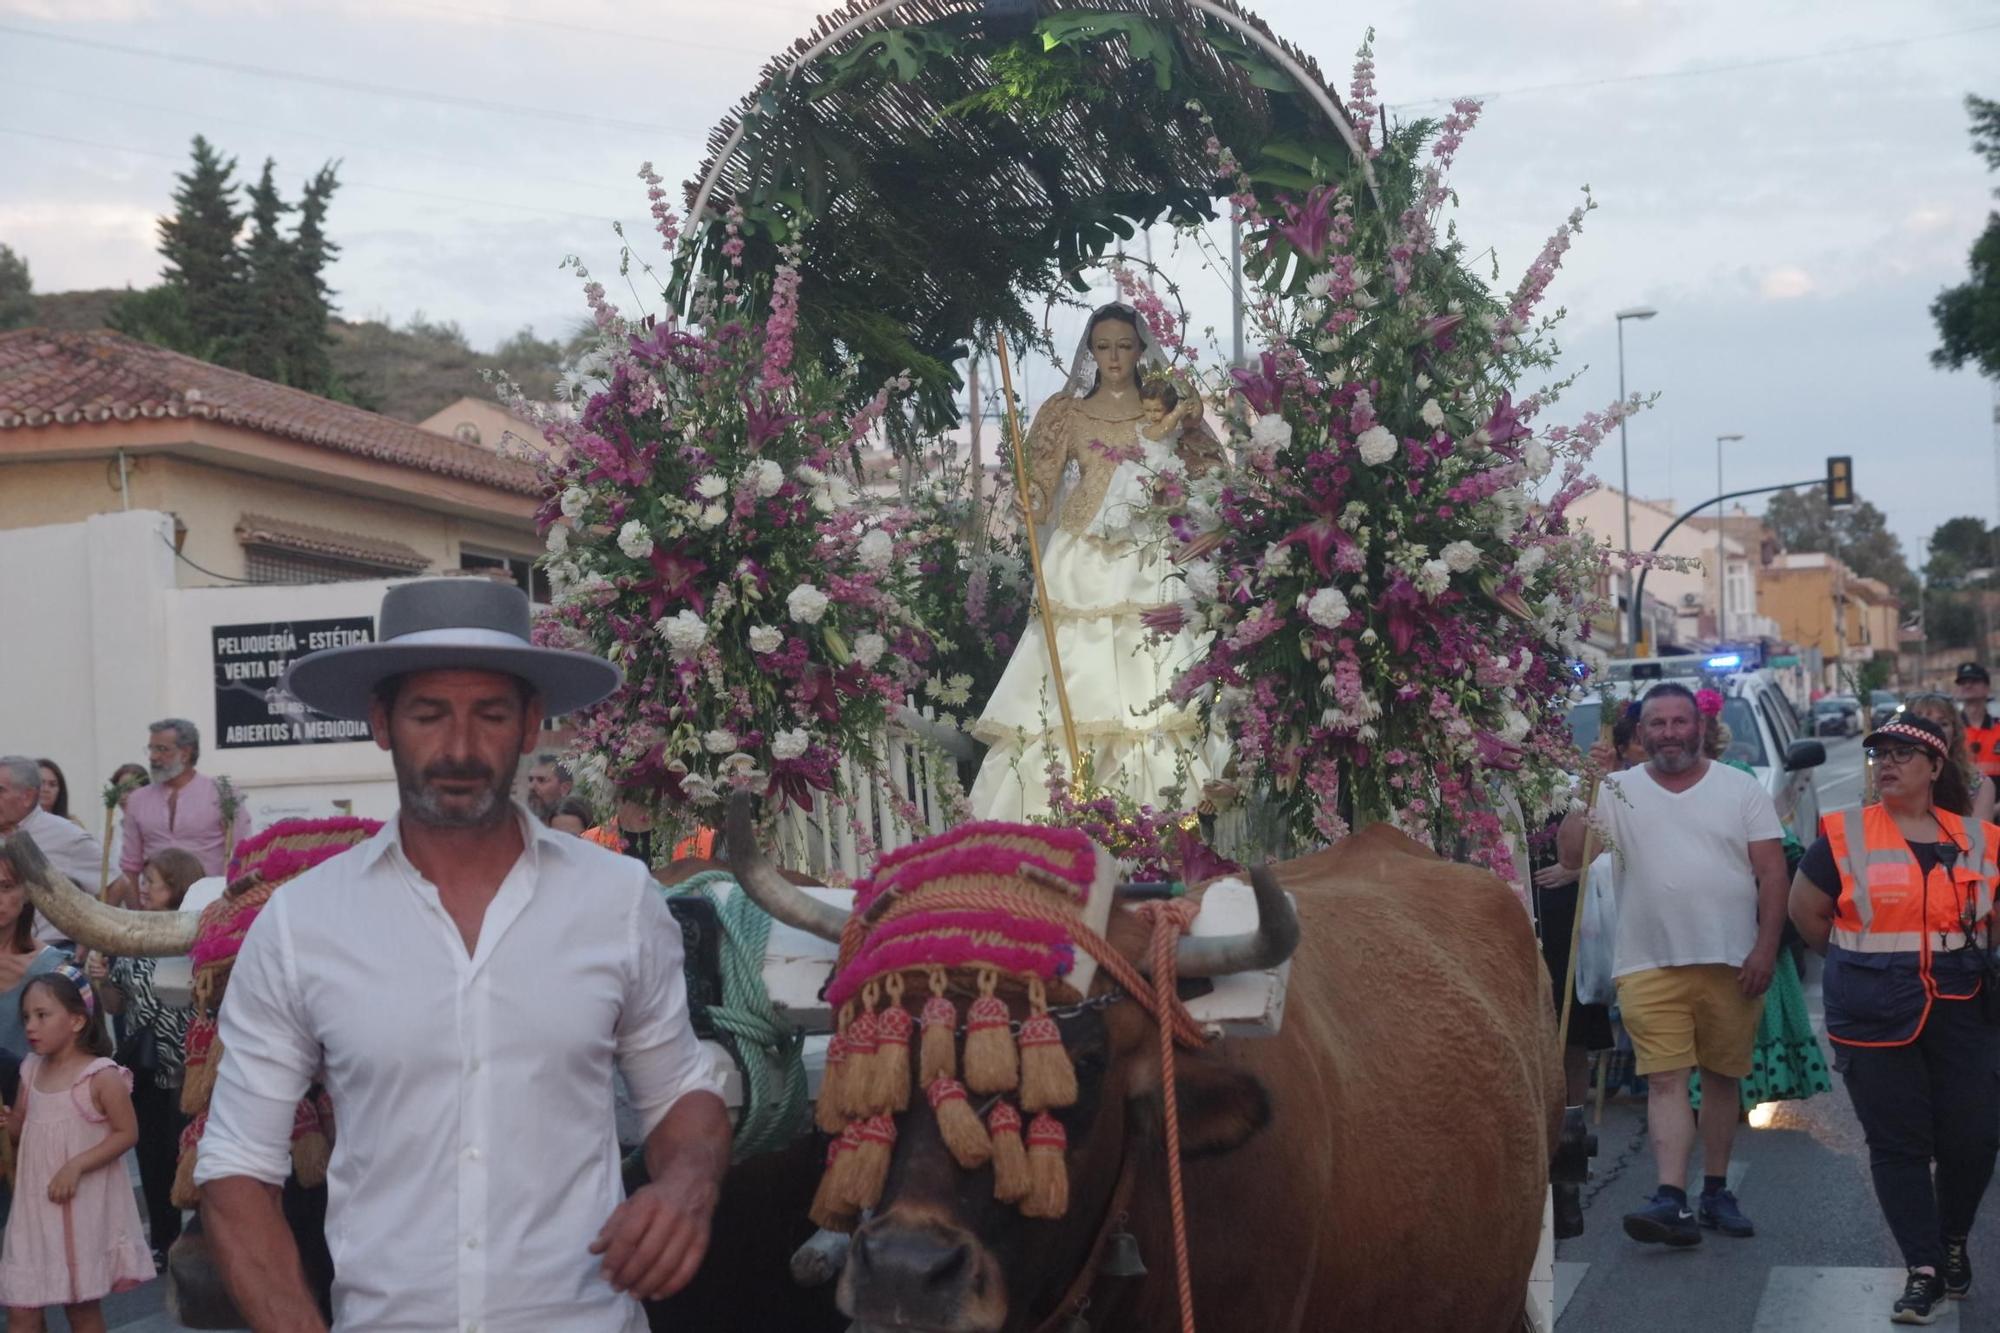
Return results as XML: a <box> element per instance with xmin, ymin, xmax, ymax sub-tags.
<box><xmin>283</xmin><ymin>578</ymin><xmax>623</xmax><ymax>722</ymax></box>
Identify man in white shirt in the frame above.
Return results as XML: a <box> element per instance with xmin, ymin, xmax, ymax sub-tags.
<box><xmin>196</xmin><ymin>578</ymin><xmax>731</xmax><ymax>1331</ymax></box>
<box><xmin>0</xmin><ymin>753</ymin><xmax>105</xmax><ymax>941</ymax></box>
<box><xmin>1559</xmin><ymin>682</ymin><xmax>1789</xmax><ymax>1249</ymax></box>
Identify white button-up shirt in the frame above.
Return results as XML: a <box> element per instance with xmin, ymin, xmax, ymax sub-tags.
<box><xmin>196</xmin><ymin>806</ymin><xmax>724</xmax><ymax>1332</ymax></box>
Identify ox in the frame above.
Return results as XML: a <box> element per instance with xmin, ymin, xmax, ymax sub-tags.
<box><xmin>725</xmin><ymin>807</ymin><xmax>1565</xmax><ymax>1333</ymax></box>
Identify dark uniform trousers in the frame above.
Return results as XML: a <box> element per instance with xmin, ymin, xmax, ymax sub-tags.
<box><xmin>1838</xmin><ymin>996</ymin><xmax>2000</xmax><ymax>1270</ymax></box>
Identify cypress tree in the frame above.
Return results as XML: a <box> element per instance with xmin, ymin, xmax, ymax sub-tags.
<box><xmin>290</xmin><ymin>163</ymin><xmax>344</xmax><ymax>395</ymax></box>
<box><xmin>239</xmin><ymin>158</ymin><xmax>297</xmax><ymax>384</ymax></box>
<box><xmin>153</xmin><ymin>135</ymin><xmax>246</xmax><ymax>359</ymax></box>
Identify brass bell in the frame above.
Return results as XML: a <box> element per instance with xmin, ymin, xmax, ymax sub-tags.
<box><xmin>1102</xmin><ymin>1228</ymin><xmax>1148</xmax><ymax>1279</ymax></box>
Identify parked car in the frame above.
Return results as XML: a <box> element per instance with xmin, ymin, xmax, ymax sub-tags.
<box><xmin>1869</xmin><ymin>692</ymin><xmax>1903</xmax><ymax>728</ymax></box>
<box><xmin>1811</xmin><ymin>695</ymin><xmax>1862</xmax><ymax>737</ymax></box>
<box><xmin>1568</xmin><ymin>666</ymin><xmax>1825</xmax><ymax>841</ymax></box>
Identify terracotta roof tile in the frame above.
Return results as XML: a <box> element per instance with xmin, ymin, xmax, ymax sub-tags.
<box><xmin>0</xmin><ymin>328</ymin><xmax>542</xmax><ymax>496</ymax></box>
<box><xmin>234</xmin><ymin>513</ymin><xmax>431</xmax><ymax>572</ymax></box>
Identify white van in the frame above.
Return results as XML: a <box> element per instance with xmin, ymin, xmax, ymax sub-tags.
<box><xmin>1565</xmin><ymin>657</ymin><xmax>1826</xmax><ymax>841</ymax></box>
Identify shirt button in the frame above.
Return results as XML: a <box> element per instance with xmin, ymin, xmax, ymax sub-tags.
<box><xmin>468</xmin><ymin>1057</ymin><xmax>482</xmax><ymax>1073</ymax></box>
<box><xmin>464</xmin><ymin>1146</ymin><xmax>481</xmax><ymax>1162</ymax></box>
<box><xmin>466</xmin><ymin>1235</ymin><xmax>480</xmax><ymax>1250</ymax></box>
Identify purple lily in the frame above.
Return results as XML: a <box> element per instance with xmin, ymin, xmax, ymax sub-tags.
<box><xmin>1230</xmin><ymin>352</ymin><xmax>1286</xmax><ymax>417</ymax></box>
<box><xmin>1483</xmin><ymin>392</ymin><xmax>1530</xmax><ymax>456</ymax></box>
<box><xmin>744</xmin><ymin>394</ymin><xmax>799</xmax><ymax>451</ymax></box>
<box><xmin>1275</xmin><ymin>185</ymin><xmax>1341</xmax><ymax>263</ymax></box>
<box><xmin>1278</xmin><ymin>492</ymin><xmax>1360</xmax><ymax>579</ymax></box>
<box><xmin>644</xmin><ymin>541</ymin><xmax>709</xmax><ymax>619</ymax></box>
<box><xmin>1380</xmin><ymin>575</ymin><xmax>1424</xmax><ymax>655</ymax></box>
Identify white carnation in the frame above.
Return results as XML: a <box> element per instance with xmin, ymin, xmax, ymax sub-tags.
<box><xmin>616</xmin><ymin>520</ymin><xmax>654</xmax><ymax>560</ymax></box>
<box><xmin>1356</xmin><ymin>425</ymin><xmax>1398</xmax><ymax>466</ymax></box>
<box><xmin>703</xmin><ymin>728</ymin><xmax>738</xmax><ymax>754</ymax></box>
<box><xmin>748</xmin><ymin>624</ymin><xmax>783</xmax><ymax>654</ymax></box>
<box><xmin>546</xmin><ymin>523</ymin><xmax>569</xmax><ymax>555</ymax></box>
<box><xmin>1442</xmin><ymin>540</ymin><xmax>1481</xmax><ymax>574</ymax></box>
<box><xmin>1523</xmin><ymin>440</ymin><xmax>1552</xmax><ymax>480</ymax></box>
<box><xmin>1250</xmin><ymin>414</ymin><xmax>1293</xmax><ymax>451</ymax></box>
<box><xmin>1499</xmin><ymin>707</ymin><xmax>1530</xmax><ymax>743</ymax></box>
<box><xmin>772</xmin><ymin>728</ymin><xmax>811</xmax><ymax>761</ymax></box>
<box><xmin>1416</xmin><ymin>559</ymin><xmax>1452</xmax><ymax>597</ymax></box>
<box><xmin>694</xmin><ymin>473</ymin><xmax>727</xmax><ymax>499</ymax></box>
<box><xmin>853</xmin><ymin>632</ymin><xmax>887</xmax><ymax>667</ymax></box>
<box><xmin>1490</xmin><ymin>488</ymin><xmax>1530</xmax><ymax>537</ymax></box>
<box><xmin>657</xmin><ymin>609</ymin><xmax>708</xmax><ymax>660</ymax></box>
<box><xmin>560</xmin><ymin>487</ymin><xmax>589</xmax><ymax>521</ymax></box>
<box><xmin>751</xmin><ymin>459</ymin><xmax>785</xmax><ymax>497</ymax></box>
<box><xmin>857</xmin><ymin>528</ymin><xmax>894</xmax><ymax>572</ymax></box>
<box><xmin>787</xmin><ymin>583</ymin><xmax>830</xmax><ymax>624</ymax></box>
<box><xmin>1515</xmin><ymin>545</ymin><xmax>1548</xmax><ymax>577</ymax></box>
<box><xmin>1263</xmin><ymin>543</ymin><xmax>1293</xmax><ymax>574</ymax></box>
<box><xmin>1419</xmin><ymin>398</ymin><xmax>1445</xmax><ymax>429</ymax></box>
<box><xmin>1184</xmin><ymin>559</ymin><xmax>1220</xmax><ymax>601</ymax></box>
<box><xmin>697</xmin><ymin>502</ymin><xmax>727</xmax><ymax>529</ymax></box>
<box><xmin>1305</xmin><ymin>587</ymin><xmax>1350</xmax><ymax>628</ymax></box>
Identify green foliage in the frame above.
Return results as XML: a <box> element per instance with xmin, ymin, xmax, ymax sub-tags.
<box><xmin>1932</xmin><ymin>95</ymin><xmax>2000</xmax><ymax>380</ymax></box>
<box><xmin>0</xmin><ymin>245</ymin><xmax>32</xmax><ymax>331</ymax></box>
<box><xmin>683</xmin><ymin>8</ymin><xmax>1323</xmax><ymax>435</ymax></box>
<box><xmin>111</xmin><ymin>136</ymin><xmax>345</xmax><ymax>396</ymax></box>
<box><xmin>1927</xmin><ymin>515</ymin><xmax>1999</xmax><ymax>589</ymax></box>
<box><xmin>1857</xmin><ymin>651</ymin><xmax>1896</xmax><ymax>696</ymax></box>
<box><xmin>1764</xmin><ymin>487</ymin><xmax>1919</xmax><ymax>605</ymax></box>
<box><xmin>1929</xmin><ymin>591</ymin><xmax>1981</xmax><ymax>648</ymax></box>
<box><xmin>333</xmin><ymin>316</ymin><xmax>582</xmax><ymax>421</ymax></box>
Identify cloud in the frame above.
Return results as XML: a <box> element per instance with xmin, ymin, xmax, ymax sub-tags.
<box><xmin>0</xmin><ymin>0</ymin><xmax>155</xmax><ymax>17</ymax></box>
<box><xmin>1759</xmin><ymin>266</ymin><xmax>1816</xmax><ymax>300</ymax></box>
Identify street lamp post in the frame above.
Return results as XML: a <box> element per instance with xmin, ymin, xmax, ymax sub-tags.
<box><xmin>1715</xmin><ymin>432</ymin><xmax>1744</xmax><ymax>641</ymax></box>
<box><xmin>1616</xmin><ymin>306</ymin><xmax>1659</xmax><ymax>649</ymax></box>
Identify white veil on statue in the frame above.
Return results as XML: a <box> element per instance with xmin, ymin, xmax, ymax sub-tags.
<box><xmin>1036</xmin><ymin>302</ymin><xmax>1174</xmax><ymax>543</ymax></box>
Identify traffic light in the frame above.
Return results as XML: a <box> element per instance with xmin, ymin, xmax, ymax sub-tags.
<box><xmin>1825</xmin><ymin>455</ymin><xmax>1854</xmax><ymax>507</ymax></box>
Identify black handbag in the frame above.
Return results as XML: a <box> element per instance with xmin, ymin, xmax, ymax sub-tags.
<box><xmin>116</xmin><ymin>1021</ymin><xmax>160</xmax><ymax>1075</ymax></box>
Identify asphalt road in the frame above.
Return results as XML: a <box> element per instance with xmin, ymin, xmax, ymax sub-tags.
<box><xmin>1553</xmin><ymin>734</ymin><xmax>2000</xmax><ymax>1331</ymax></box>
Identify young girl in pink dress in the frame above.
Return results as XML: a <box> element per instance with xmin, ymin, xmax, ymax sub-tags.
<box><xmin>0</xmin><ymin>967</ymin><xmax>154</xmax><ymax>1331</ymax></box>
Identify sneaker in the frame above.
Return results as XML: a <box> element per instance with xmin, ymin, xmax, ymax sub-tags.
<box><xmin>1622</xmin><ymin>1191</ymin><xmax>1701</xmax><ymax>1247</ymax></box>
<box><xmin>1944</xmin><ymin>1236</ymin><xmax>1972</xmax><ymax>1299</ymax></box>
<box><xmin>1698</xmin><ymin>1188</ymin><xmax>1755</xmax><ymax>1238</ymax></box>
<box><xmin>1893</xmin><ymin>1268</ymin><xmax>1945</xmax><ymax>1324</ymax></box>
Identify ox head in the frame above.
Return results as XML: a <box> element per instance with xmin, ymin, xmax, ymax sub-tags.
<box><xmin>725</xmin><ymin>794</ymin><xmax>1298</xmax><ymax>1333</ymax></box>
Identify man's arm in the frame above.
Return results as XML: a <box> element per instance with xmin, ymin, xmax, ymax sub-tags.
<box><xmin>194</xmin><ymin>901</ymin><xmax>323</xmax><ymax>1328</ymax></box>
<box><xmin>1738</xmin><ymin>836</ymin><xmax>1789</xmax><ymax>997</ymax></box>
<box><xmin>592</xmin><ymin>1089</ymin><xmax>731</xmax><ymax>1299</ymax></box>
<box><xmin>203</xmin><ymin>1177</ymin><xmax>327</xmax><ymax>1332</ymax></box>
<box><xmin>595</xmin><ymin>883</ymin><xmax>733</xmax><ymax>1299</ymax></box>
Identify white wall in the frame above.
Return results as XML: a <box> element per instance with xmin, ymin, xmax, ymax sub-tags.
<box><xmin>1</xmin><ymin>509</ymin><xmax>176</xmax><ymax>823</ymax></box>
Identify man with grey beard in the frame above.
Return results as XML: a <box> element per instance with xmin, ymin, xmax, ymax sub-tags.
<box><xmin>115</xmin><ymin>718</ymin><xmax>249</xmax><ymax>893</ymax></box>
<box><xmin>1559</xmin><ymin>681</ymin><xmax>1790</xmax><ymax>1248</ymax></box>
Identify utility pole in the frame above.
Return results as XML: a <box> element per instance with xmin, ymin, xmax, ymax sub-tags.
<box><xmin>1230</xmin><ymin>218</ymin><xmax>1245</xmax><ymax>368</ymax></box>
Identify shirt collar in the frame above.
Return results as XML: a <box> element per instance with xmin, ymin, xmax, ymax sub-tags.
<box><xmin>356</xmin><ymin>801</ymin><xmax>554</xmax><ymax>877</ymax></box>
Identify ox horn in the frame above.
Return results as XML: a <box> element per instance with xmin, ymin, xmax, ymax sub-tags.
<box><xmin>723</xmin><ymin>791</ymin><xmax>849</xmax><ymax>944</ymax></box>
<box><xmin>1161</xmin><ymin>863</ymin><xmax>1301</xmax><ymax>979</ymax></box>
<box><xmin>8</xmin><ymin>833</ymin><xmax>199</xmax><ymax>957</ymax></box>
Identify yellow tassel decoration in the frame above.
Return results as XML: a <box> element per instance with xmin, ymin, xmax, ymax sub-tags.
<box><xmin>987</xmin><ymin>1101</ymin><xmax>1029</xmax><ymax>1204</ymax></box>
<box><xmin>963</xmin><ymin>970</ymin><xmax>1018</xmax><ymax>1095</ymax></box>
<box><xmin>1017</xmin><ymin>980</ymin><xmax>1077</xmax><ymax>1112</ymax></box>
<box><xmin>1022</xmin><ymin>1112</ymin><xmax>1070</xmax><ymax>1219</ymax></box>
<box><xmin>928</xmin><ymin>1076</ymin><xmax>993</xmax><ymax>1170</ymax></box>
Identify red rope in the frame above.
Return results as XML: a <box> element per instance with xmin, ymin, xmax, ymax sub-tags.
<box><xmin>1138</xmin><ymin>898</ymin><xmax>1200</xmax><ymax>1333</ymax></box>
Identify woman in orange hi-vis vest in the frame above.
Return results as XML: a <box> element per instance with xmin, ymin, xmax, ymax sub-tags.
<box><xmin>1958</xmin><ymin>662</ymin><xmax>2000</xmax><ymax>784</ymax></box>
<box><xmin>1791</xmin><ymin>713</ymin><xmax>2000</xmax><ymax>1325</ymax></box>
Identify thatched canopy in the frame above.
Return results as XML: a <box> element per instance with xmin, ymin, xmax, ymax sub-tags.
<box><xmin>677</xmin><ymin>0</ymin><xmax>1363</xmax><ymax>431</ymax></box>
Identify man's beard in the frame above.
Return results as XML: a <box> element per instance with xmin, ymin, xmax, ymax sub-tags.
<box><xmin>394</xmin><ymin>751</ymin><xmax>519</xmax><ymax>830</ymax></box>
<box><xmin>526</xmin><ymin>791</ymin><xmax>557</xmax><ymax>822</ymax></box>
<box><xmin>149</xmin><ymin>758</ymin><xmax>186</xmax><ymax>783</ymax></box>
<box><xmin>1648</xmin><ymin>742</ymin><xmax>1700</xmax><ymax>776</ymax></box>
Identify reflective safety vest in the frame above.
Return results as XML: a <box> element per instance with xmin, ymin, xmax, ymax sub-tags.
<box><xmin>1966</xmin><ymin>709</ymin><xmax>2000</xmax><ymax>780</ymax></box>
<box><xmin>672</xmin><ymin>826</ymin><xmax>716</xmax><ymax>861</ymax></box>
<box><xmin>1822</xmin><ymin>804</ymin><xmax>1998</xmax><ymax>1047</ymax></box>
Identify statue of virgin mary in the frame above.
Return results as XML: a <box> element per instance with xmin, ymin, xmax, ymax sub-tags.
<box><xmin>968</xmin><ymin>303</ymin><xmax>1227</xmax><ymax>822</ymax></box>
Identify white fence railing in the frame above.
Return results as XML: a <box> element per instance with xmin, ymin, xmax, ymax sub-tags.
<box><xmin>775</xmin><ymin>703</ymin><xmax>954</xmax><ymax>882</ymax></box>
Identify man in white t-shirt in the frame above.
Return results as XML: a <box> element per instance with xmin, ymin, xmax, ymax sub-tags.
<box><xmin>1559</xmin><ymin>682</ymin><xmax>1789</xmax><ymax>1247</ymax></box>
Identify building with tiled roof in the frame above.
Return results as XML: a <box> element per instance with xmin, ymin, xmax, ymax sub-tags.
<box><xmin>0</xmin><ymin>328</ymin><xmax>548</xmax><ymax>591</ymax></box>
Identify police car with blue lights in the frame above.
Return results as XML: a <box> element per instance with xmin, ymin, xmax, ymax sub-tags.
<box><xmin>1565</xmin><ymin>651</ymin><xmax>1827</xmax><ymax>841</ymax></box>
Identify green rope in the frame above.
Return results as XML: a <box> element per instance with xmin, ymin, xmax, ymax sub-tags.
<box><xmin>669</xmin><ymin>870</ymin><xmax>810</xmax><ymax>1161</ymax></box>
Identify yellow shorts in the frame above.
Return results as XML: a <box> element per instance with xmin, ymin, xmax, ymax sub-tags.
<box><xmin>1615</xmin><ymin>964</ymin><xmax>1766</xmax><ymax>1079</ymax></box>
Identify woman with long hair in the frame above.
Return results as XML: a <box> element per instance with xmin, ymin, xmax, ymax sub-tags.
<box><xmin>1904</xmin><ymin>691</ymin><xmax>1997</xmax><ymax>823</ymax></box>
<box><xmin>1791</xmin><ymin>714</ymin><xmax>1998</xmax><ymax>1323</ymax></box>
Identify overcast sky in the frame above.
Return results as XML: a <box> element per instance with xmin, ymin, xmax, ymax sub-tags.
<box><xmin>3</xmin><ymin>0</ymin><xmax>1996</xmax><ymax>571</ymax></box>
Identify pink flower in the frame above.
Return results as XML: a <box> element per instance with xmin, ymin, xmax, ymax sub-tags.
<box><xmin>1696</xmin><ymin>688</ymin><xmax>1724</xmax><ymax>718</ymax></box>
